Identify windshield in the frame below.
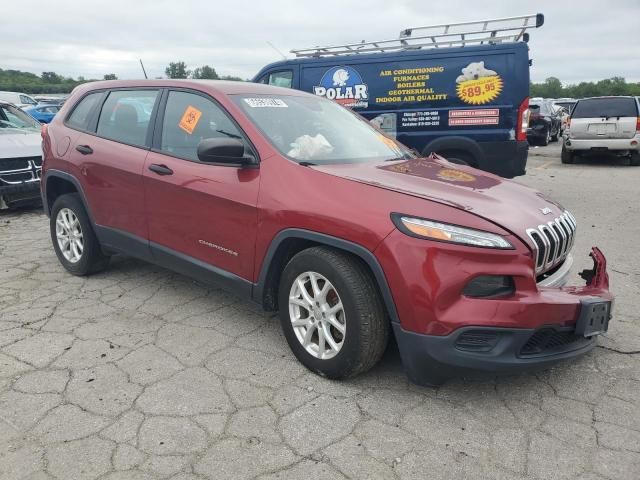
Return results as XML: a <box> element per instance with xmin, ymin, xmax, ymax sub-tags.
<box><xmin>232</xmin><ymin>94</ymin><xmax>413</xmax><ymax>164</ymax></box>
<box><xmin>572</xmin><ymin>97</ymin><xmax>638</xmax><ymax>118</ymax></box>
<box><xmin>0</xmin><ymin>104</ymin><xmax>41</xmax><ymax>132</ymax></box>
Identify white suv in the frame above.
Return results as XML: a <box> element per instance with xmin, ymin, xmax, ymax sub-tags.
<box><xmin>562</xmin><ymin>96</ymin><xmax>640</xmax><ymax>166</ymax></box>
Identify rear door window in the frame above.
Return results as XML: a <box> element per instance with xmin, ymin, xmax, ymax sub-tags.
<box><xmin>96</xmin><ymin>90</ymin><xmax>159</xmax><ymax>147</ymax></box>
<box><xmin>268</xmin><ymin>71</ymin><xmax>293</xmax><ymax>88</ymax></box>
<box><xmin>572</xmin><ymin>98</ymin><xmax>638</xmax><ymax>118</ymax></box>
<box><xmin>66</xmin><ymin>92</ymin><xmax>102</xmax><ymax>131</ymax></box>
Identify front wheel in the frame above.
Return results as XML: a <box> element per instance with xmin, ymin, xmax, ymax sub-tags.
<box><xmin>50</xmin><ymin>193</ymin><xmax>110</xmax><ymax>276</ymax></box>
<box><xmin>278</xmin><ymin>247</ymin><xmax>388</xmax><ymax>379</ymax></box>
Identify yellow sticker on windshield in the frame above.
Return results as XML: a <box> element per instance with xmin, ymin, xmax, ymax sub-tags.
<box><xmin>378</xmin><ymin>134</ymin><xmax>402</xmax><ymax>154</ymax></box>
<box><xmin>179</xmin><ymin>105</ymin><xmax>202</xmax><ymax>134</ymax></box>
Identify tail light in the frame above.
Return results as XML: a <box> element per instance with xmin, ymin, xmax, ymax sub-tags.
<box><xmin>566</xmin><ymin>117</ymin><xmax>571</xmax><ymax>129</ymax></box>
<box><xmin>517</xmin><ymin>97</ymin><xmax>529</xmax><ymax>141</ymax></box>
<box><xmin>636</xmin><ymin>117</ymin><xmax>640</xmax><ymax>132</ymax></box>
<box><xmin>41</xmin><ymin>123</ymin><xmax>48</xmax><ymax>137</ymax></box>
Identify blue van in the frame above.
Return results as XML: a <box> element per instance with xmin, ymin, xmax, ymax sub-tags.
<box><xmin>253</xmin><ymin>15</ymin><xmax>543</xmax><ymax>178</ymax></box>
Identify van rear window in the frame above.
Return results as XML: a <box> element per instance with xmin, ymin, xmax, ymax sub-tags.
<box><xmin>572</xmin><ymin>98</ymin><xmax>637</xmax><ymax>119</ymax></box>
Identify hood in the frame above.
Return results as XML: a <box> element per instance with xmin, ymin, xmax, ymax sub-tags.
<box><xmin>312</xmin><ymin>155</ymin><xmax>567</xmax><ymax>247</ymax></box>
<box><xmin>0</xmin><ymin>130</ymin><xmax>42</xmax><ymax>159</ymax></box>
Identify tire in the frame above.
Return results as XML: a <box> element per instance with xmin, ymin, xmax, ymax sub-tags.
<box><xmin>278</xmin><ymin>246</ymin><xmax>388</xmax><ymax>379</ymax></box>
<box><xmin>50</xmin><ymin>193</ymin><xmax>110</xmax><ymax>276</ymax></box>
<box><xmin>437</xmin><ymin>151</ymin><xmax>473</xmax><ymax>166</ymax></box>
<box><xmin>540</xmin><ymin>127</ymin><xmax>550</xmax><ymax>146</ymax></box>
<box><xmin>561</xmin><ymin>145</ymin><xmax>574</xmax><ymax>164</ymax></box>
<box><xmin>630</xmin><ymin>153</ymin><xmax>640</xmax><ymax>166</ymax></box>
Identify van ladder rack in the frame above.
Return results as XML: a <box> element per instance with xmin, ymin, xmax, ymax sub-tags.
<box><xmin>291</xmin><ymin>13</ymin><xmax>544</xmax><ymax>58</ymax></box>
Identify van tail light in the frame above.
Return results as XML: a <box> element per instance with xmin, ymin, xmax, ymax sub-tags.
<box><xmin>517</xmin><ymin>97</ymin><xmax>529</xmax><ymax>141</ymax></box>
<box><xmin>566</xmin><ymin>117</ymin><xmax>571</xmax><ymax>129</ymax></box>
<box><xmin>636</xmin><ymin>117</ymin><xmax>640</xmax><ymax>132</ymax></box>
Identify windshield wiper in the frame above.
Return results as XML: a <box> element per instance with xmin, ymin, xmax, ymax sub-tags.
<box><xmin>299</xmin><ymin>161</ymin><xmax>316</xmax><ymax>166</ymax></box>
<box><xmin>216</xmin><ymin>129</ymin><xmax>242</xmax><ymax>139</ymax></box>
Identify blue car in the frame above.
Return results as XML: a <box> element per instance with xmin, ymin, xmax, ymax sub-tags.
<box><xmin>23</xmin><ymin>104</ymin><xmax>60</xmax><ymax>123</ymax></box>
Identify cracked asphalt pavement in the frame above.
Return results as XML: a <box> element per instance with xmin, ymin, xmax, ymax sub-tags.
<box><xmin>1</xmin><ymin>144</ymin><xmax>639</xmax><ymax>480</ymax></box>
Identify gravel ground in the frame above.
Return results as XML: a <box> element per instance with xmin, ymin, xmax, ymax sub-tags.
<box><xmin>0</xmin><ymin>143</ymin><xmax>639</xmax><ymax>480</ymax></box>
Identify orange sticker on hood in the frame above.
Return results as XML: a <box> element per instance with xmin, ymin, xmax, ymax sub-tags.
<box><xmin>179</xmin><ymin>105</ymin><xmax>202</xmax><ymax>134</ymax></box>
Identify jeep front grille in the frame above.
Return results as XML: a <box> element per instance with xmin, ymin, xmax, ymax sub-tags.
<box><xmin>0</xmin><ymin>156</ymin><xmax>42</xmax><ymax>185</ymax></box>
<box><xmin>526</xmin><ymin>211</ymin><xmax>576</xmax><ymax>273</ymax></box>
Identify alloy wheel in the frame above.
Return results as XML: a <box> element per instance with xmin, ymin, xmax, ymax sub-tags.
<box><xmin>288</xmin><ymin>271</ymin><xmax>346</xmax><ymax>360</ymax></box>
<box><xmin>55</xmin><ymin>208</ymin><xmax>84</xmax><ymax>263</ymax></box>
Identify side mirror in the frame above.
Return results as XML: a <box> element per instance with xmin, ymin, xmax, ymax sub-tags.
<box><xmin>197</xmin><ymin>138</ymin><xmax>255</xmax><ymax>167</ymax></box>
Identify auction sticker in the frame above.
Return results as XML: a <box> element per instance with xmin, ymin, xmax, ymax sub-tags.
<box><xmin>179</xmin><ymin>105</ymin><xmax>202</xmax><ymax>134</ymax></box>
<box><xmin>243</xmin><ymin>98</ymin><xmax>288</xmax><ymax>108</ymax></box>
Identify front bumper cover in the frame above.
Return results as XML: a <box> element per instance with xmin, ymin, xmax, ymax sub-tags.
<box><xmin>393</xmin><ymin>247</ymin><xmax>612</xmax><ymax>385</ymax></box>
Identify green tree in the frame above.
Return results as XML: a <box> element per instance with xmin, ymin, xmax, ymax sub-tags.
<box><xmin>104</xmin><ymin>73</ymin><xmax>117</xmax><ymax>80</ymax></box>
<box><xmin>219</xmin><ymin>75</ymin><xmax>245</xmax><ymax>82</ymax></box>
<box><xmin>165</xmin><ymin>61</ymin><xmax>190</xmax><ymax>79</ymax></box>
<box><xmin>41</xmin><ymin>71</ymin><xmax>62</xmax><ymax>84</ymax></box>
<box><xmin>192</xmin><ymin>65</ymin><xmax>219</xmax><ymax>79</ymax></box>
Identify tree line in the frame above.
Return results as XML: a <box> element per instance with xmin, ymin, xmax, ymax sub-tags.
<box><xmin>0</xmin><ymin>62</ymin><xmax>245</xmax><ymax>94</ymax></box>
<box><xmin>530</xmin><ymin>76</ymin><xmax>640</xmax><ymax>99</ymax></box>
<box><xmin>2</xmin><ymin>65</ymin><xmax>638</xmax><ymax>98</ymax></box>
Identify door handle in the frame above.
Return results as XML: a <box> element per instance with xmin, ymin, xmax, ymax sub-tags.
<box><xmin>148</xmin><ymin>163</ymin><xmax>174</xmax><ymax>176</ymax></box>
<box><xmin>75</xmin><ymin>145</ymin><xmax>93</xmax><ymax>155</ymax></box>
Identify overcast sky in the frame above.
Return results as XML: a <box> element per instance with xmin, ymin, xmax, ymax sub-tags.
<box><xmin>3</xmin><ymin>0</ymin><xmax>639</xmax><ymax>84</ymax></box>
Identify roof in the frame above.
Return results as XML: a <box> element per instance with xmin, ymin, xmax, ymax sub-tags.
<box><xmin>74</xmin><ymin>79</ymin><xmax>308</xmax><ymax>97</ymax></box>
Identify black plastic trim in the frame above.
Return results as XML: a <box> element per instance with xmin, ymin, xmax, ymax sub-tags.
<box><xmin>92</xmin><ymin>225</ymin><xmax>253</xmax><ymax>300</ymax></box>
<box><xmin>253</xmin><ymin>228</ymin><xmax>400</xmax><ymax>323</ymax></box>
<box><xmin>41</xmin><ymin>169</ymin><xmax>93</xmax><ymax>220</ymax></box>
<box><xmin>392</xmin><ymin>323</ymin><xmax>596</xmax><ymax>386</ymax></box>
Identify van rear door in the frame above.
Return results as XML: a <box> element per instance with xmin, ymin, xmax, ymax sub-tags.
<box><xmin>570</xmin><ymin>97</ymin><xmax>638</xmax><ymax>140</ymax></box>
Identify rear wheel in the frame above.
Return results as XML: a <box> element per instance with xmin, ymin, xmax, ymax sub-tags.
<box><xmin>436</xmin><ymin>150</ymin><xmax>474</xmax><ymax>167</ymax></box>
<box><xmin>50</xmin><ymin>193</ymin><xmax>110</xmax><ymax>276</ymax></box>
<box><xmin>278</xmin><ymin>247</ymin><xmax>388</xmax><ymax>379</ymax></box>
<box><xmin>561</xmin><ymin>145</ymin><xmax>575</xmax><ymax>164</ymax></box>
<box><xmin>631</xmin><ymin>152</ymin><xmax>640</xmax><ymax>166</ymax></box>
<box><xmin>540</xmin><ymin>127</ymin><xmax>551</xmax><ymax>146</ymax></box>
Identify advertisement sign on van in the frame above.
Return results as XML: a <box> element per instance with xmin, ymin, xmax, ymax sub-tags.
<box><xmin>313</xmin><ymin>66</ymin><xmax>369</xmax><ymax>108</ymax></box>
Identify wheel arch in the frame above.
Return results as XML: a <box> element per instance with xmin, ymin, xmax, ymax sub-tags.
<box><xmin>422</xmin><ymin>136</ymin><xmax>484</xmax><ymax>167</ymax></box>
<box><xmin>44</xmin><ymin>170</ymin><xmax>94</xmax><ymax>223</ymax></box>
<box><xmin>253</xmin><ymin>229</ymin><xmax>400</xmax><ymax>324</ymax></box>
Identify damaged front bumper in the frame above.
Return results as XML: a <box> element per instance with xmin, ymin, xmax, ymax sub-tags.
<box><xmin>392</xmin><ymin>247</ymin><xmax>613</xmax><ymax>385</ymax></box>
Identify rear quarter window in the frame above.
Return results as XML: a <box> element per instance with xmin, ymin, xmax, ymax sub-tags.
<box><xmin>66</xmin><ymin>92</ymin><xmax>103</xmax><ymax>131</ymax></box>
<box><xmin>572</xmin><ymin>98</ymin><xmax>638</xmax><ymax>118</ymax></box>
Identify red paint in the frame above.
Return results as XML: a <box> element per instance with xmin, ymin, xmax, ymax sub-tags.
<box><xmin>42</xmin><ymin>80</ymin><xmax>612</xmax><ymax>339</ymax></box>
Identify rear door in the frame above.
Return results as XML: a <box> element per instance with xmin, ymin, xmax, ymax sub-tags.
<box><xmin>69</xmin><ymin>88</ymin><xmax>160</xmax><ymax>240</ymax></box>
<box><xmin>570</xmin><ymin>97</ymin><xmax>638</xmax><ymax>139</ymax></box>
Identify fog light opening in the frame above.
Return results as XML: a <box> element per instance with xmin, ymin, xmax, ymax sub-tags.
<box><xmin>463</xmin><ymin>275</ymin><xmax>515</xmax><ymax>299</ymax></box>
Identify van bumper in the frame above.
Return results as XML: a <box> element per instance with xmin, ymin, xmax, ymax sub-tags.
<box><xmin>479</xmin><ymin>140</ymin><xmax>528</xmax><ymax>178</ymax></box>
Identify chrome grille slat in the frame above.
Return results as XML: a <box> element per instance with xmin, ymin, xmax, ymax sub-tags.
<box><xmin>527</xmin><ymin>210</ymin><xmax>577</xmax><ymax>274</ymax></box>
<box><xmin>0</xmin><ymin>157</ymin><xmax>42</xmax><ymax>186</ymax></box>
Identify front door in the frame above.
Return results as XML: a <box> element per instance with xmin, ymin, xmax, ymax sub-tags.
<box><xmin>143</xmin><ymin>89</ymin><xmax>260</xmax><ymax>282</ymax></box>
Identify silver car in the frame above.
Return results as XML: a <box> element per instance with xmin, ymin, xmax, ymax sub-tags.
<box><xmin>562</xmin><ymin>96</ymin><xmax>640</xmax><ymax>165</ymax></box>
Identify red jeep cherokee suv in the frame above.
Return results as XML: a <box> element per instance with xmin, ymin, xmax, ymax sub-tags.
<box><xmin>41</xmin><ymin>80</ymin><xmax>613</xmax><ymax>385</ymax></box>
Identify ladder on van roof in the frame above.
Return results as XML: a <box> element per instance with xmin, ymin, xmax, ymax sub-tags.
<box><xmin>291</xmin><ymin>13</ymin><xmax>544</xmax><ymax>58</ymax></box>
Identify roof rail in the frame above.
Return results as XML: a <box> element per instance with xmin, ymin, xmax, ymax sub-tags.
<box><xmin>291</xmin><ymin>13</ymin><xmax>544</xmax><ymax>58</ymax></box>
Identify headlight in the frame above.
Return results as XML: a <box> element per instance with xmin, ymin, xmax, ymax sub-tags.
<box><xmin>392</xmin><ymin>214</ymin><xmax>513</xmax><ymax>249</ymax></box>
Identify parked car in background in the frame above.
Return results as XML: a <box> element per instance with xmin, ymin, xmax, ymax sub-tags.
<box><xmin>553</xmin><ymin>98</ymin><xmax>577</xmax><ymax>114</ymax></box>
<box><xmin>563</xmin><ymin>96</ymin><xmax>640</xmax><ymax>165</ymax></box>
<box><xmin>41</xmin><ymin>79</ymin><xmax>613</xmax><ymax>385</ymax></box>
<box><xmin>0</xmin><ymin>91</ymin><xmax>39</xmax><ymax>109</ymax></box>
<box><xmin>551</xmin><ymin>103</ymin><xmax>571</xmax><ymax>134</ymax></box>
<box><xmin>23</xmin><ymin>104</ymin><xmax>60</xmax><ymax>123</ymax></box>
<box><xmin>527</xmin><ymin>100</ymin><xmax>562</xmax><ymax>145</ymax></box>
<box><xmin>0</xmin><ymin>101</ymin><xmax>43</xmax><ymax>208</ymax></box>
<box><xmin>34</xmin><ymin>95</ymin><xmax>69</xmax><ymax>106</ymax></box>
